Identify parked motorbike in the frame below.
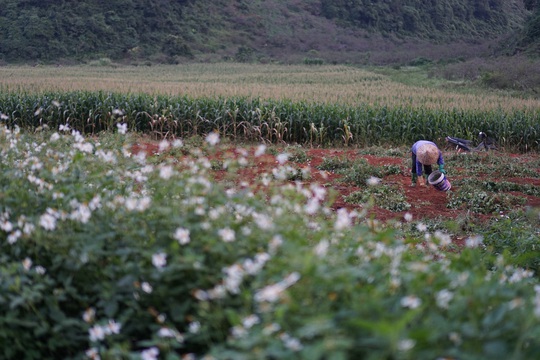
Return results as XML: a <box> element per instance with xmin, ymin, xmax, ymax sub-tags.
<box><xmin>446</xmin><ymin>132</ymin><xmax>496</xmax><ymax>152</ymax></box>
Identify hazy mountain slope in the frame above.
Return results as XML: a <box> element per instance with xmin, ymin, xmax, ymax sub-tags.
<box><xmin>0</xmin><ymin>0</ymin><xmax>534</xmax><ymax>64</ymax></box>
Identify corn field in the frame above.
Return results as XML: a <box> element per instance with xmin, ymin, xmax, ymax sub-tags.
<box><xmin>0</xmin><ymin>64</ymin><xmax>539</xmax><ymax>150</ymax></box>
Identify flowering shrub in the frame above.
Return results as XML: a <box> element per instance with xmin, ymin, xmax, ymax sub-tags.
<box><xmin>0</xmin><ymin>126</ymin><xmax>539</xmax><ymax>359</ymax></box>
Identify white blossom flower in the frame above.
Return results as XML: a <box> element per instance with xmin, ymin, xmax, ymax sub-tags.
<box><xmin>508</xmin><ymin>268</ymin><xmax>534</xmax><ymax>283</ymax></box>
<box><xmin>105</xmin><ymin>320</ymin><xmax>121</xmax><ymax>335</ymax></box>
<box><xmin>173</xmin><ymin>227</ymin><xmax>190</xmax><ymax>245</ymax></box>
<box><xmin>117</xmin><ymin>123</ymin><xmax>128</xmax><ymax>135</ymax></box>
<box><xmin>262</xmin><ymin>323</ymin><xmax>281</xmax><ymax>335</ymax></box>
<box><xmin>188</xmin><ymin>321</ymin><xmax>201</xmax><ymax>334</ymax></box>
<box><xmin>35</xmin><ymin>266</ymin><xmax>46</xmax><ymax>275</ymax></box>
<box><xmin>304</xmin><ymin>198</ymin><xmax>320</xmax><ymax>215</ymax></box>
<box><xmin>59</xmin><ymin>124</ymin><xmax>70</xmax><ymax>132</ymax></box>
<box><xmin>141</xmin><ymin>282</ymin><xmax>153</xmax><ymax>294</ymax></box>
<box><xmin>314</xmin><ymin>239</ymin><xmax>329</xmax><ymax>257</ymax></box>
<box><xmin>125</xmin><ymin>196</ymin><xmax>152</xmax><ymax>212</ymax></box>
<box><xmin>310</xmin><ymin>184</ymin><xmax>327</xmax><ymax>200</ymax></box>
<box><xmin>7</xmin><ymin>229</ymin><xmax>22</xmax><ymax>244</ymax></box>
<box><xmin>404</xmin><ymin>212</ymin><xmax>413</xmax><ymax>222</ymax></box>
<box><xmin>39</xmin><ymin>212</ymin><xmax>57</xmax><ymax>231</ymax></box>
<box><xmin>85</xmin><ymin>347</ymin><xmax>100</xmax><ymax>360</ymax></box>
<box><xmin>193</xmin><ymin>289</ymin><xmax>209</xmax><ymax>301</ymax></box>
<box><xmin>366</xmin><ymin>176</ymin><xmax>381</xmax><ymax>186</ymax></box>
<box><xmin>73</xmin><ymin>142</ymin><xmax>94</xmax><ymax>153</ymax></box>
<box><xmin>50</xmin><ymin>132</ymin><xmax>60</xmax><ymax>142</ymax></box>
<box><xmin>71</xmin><ymin>130</ymin><xmax>84</xmax><ymax>142</ymax></box>
<box><xmin>400</xmin><ymin>295</ymin><xmax>421</xmax><ymax>309</ymax></box>
<box><xmin>152</xmin><ymin>252</ymin><xmax>167</xmax><ymax>269</ymax></box>
<box><xmin>434</xmin><ymin>230</ymin><xmax>452</xmax><ymax>246</ymax></box>
<box><xmin>89</xmin><ymin>196</ymin><xmax>102</xmax><ymax>211</ymax></box>
<box><xmin>254</xmin><ymin>213</ymin><xmax>273</xmax><ymax>230</ymax></box>
<box><xmin>205</xmin><ymin>132</ymin><xmax>220</xmax><ymax>146</ymax></box>
<box><xmin>22</xmin><ymin>257</ymin><xmax>32</xmax><ymax>271</ymax></box>
<box><xmin>465</xmin><ymin>235</ymin><xmax>484</xmax><ymax>248</ymax></box>
<box><xmin>223</xmin><ymin>264</ymin><xmax>244</xmax><ymax>294</ymax></box>
<box><xmin>140</xmin><ymin>347</ymin><xmax>159</xmax><ymax>360</ymax></box>
<box><xmin>158</xmin><ymin>140</ymin><xmax>170</xmax><ymax>152</ymax></box>
<box><xmin>397</xmin><ymin>339</ymin><xmax>415</xmax><ymax>351</ymax></box>
<box><xmin>172</xmin><ymin>139</ymin><xmax>183</xmax><ymax>148</ymax></box>
<box><xmin>254</xmin><ymin>272</ymin><xmax>300</xmax><ymax>303</ymax></box>
<box><xmin>231</xmin><ymin>325</ymin><xmax>247</xmax><ymax>338</ymax></box>
<box><xmin>218</xmin><ymin>228</ymin><xmax>235</xmax><ymax>242</ymax></box>
<box><xmin>89</xmin><ymin>325</ymin><xmax>105</xmax><ymax>342</ymax></box>
<box><xmin>159</xmin><ymin>165</ymin><xmax>174</xmax><ymax>179</ymax></box>
<box><xmin>276</xmin><ymin>153</ymin><xmax>289</xmax><ymax>164</ymax></box>
<box><xmin>416</xmin><ymin>222</ymin><xmax>427</xmax><ymax>232</ymax></box>
<box><xmin>280</xmin><ymin>333</ymin><xmax>303</xmax><ymax>351</ymax></box>
<box><xmin>158</xmin><ymin>327</ymin><xmax>178</xmax><ymax>338</ymax></box>
<box><xmin>112</xmin><ymin>109</ymin><xmax>124</xmax><ymax>116</ymax></box>
<box><xmin>70</xmin><ymin>204</ymin><xmax>92</xmax><ymax>224</ymax></box>
<box><xmin>254</xmin><ymin>144</ymin><xmax>266</xmax><ymax>157</ymax></box>
<box><xmin>243</xmin><ymin>253</ymin><xmax>270</xmax><ymax>275</ymax></box>
<box><xmin>242</xmin><ymin>314</ymin><xmax>260</xmax><ymax>329</ymax></box>
<box><xmin>436</xmin><ymin>289</ymin><xmax>454</xmax><ymax>309</ymax></box>
<box><xmin>335</xmin><ymin>208</ymin><xmax>352</xmax><ymax>230</ymax></box>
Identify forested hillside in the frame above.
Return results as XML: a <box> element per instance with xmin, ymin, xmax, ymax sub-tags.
<box><xmin>0</xmin><ymin>0</ymin><xmax>537</xmax><ymax>65</ymax></box>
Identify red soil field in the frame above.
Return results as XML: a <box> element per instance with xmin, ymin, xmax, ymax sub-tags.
<box><xmin>132</xmin><ymin>141</ymin><xmax>540</xmax><ymax>225</ymax></box>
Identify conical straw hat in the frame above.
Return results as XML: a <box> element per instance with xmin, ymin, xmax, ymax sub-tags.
<box><xmin>417</xmin><ymin>144</ymin><xmax>439</xmax><ymax>165</ymax></box>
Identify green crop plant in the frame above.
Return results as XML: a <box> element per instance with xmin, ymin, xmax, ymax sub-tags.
<box><xmin>341</xmin><ymin>120</ymin><xmax>353</xmax><ymax>146</ymax></box>
<box><xmin>345</xmin><ymin>184</ymin><xmax>411</xmax><ymax>212</ymax></box>
<box><xmin>317</xmin><ymin>156</ymin><xmax>356</xmax><ymax>172</ymax></box>
<box><xmin>447</xmin><ymin>180</ymin><xmax>527</xmax><ymax>214</ymax></box>
<box><xmin>337</xmin><ymin>159</ymin><xmax>402</xmax><ymax>186</ymax></box>
<box><xmin>1</xmin><ymin>64</ymin><xmax>540</xmax><ymax>150</ymax></box>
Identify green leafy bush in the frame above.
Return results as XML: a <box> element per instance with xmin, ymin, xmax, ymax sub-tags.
<box><xmin>0</xmin><ymin>128</ymin><xmax>539</xmax><ymax>359</ymax></box>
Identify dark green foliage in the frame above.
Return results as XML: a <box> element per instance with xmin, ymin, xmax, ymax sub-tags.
<box><xmin>0</xmin><ymin>0</ymin><xmax>534</xmax><ymax>64</ymax></box>
<box><xmin>303</xmin><ymin>57</ymin><xmax>325</xmax><ymax>65</ymax></box>
<box><xmin>320</xmin><ymin>0</ymin><xmax>525</xmax><ymax>39</ymax></box>
<box><xmin>0</xmin><ymin>0</ymin><xmax>194</xmax><ymax>62</ymax></box>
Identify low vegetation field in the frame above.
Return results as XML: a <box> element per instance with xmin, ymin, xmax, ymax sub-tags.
<box><xmin>0</xmin><ymin>64</ymin><xmax>539</xmax><ymax>359</ymax></box>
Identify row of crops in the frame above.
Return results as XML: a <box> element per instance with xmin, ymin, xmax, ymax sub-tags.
<box><xmin>1</xmin><ymin>91</ymin><xmax>539</xmax><ymax>151</ymax></box>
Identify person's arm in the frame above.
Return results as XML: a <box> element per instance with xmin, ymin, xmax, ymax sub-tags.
<box><xmin>411</xmin><ymin>153</ymin><xmax>417</xmax><ymax>186</ymax></box>
<box><xmin>437</xmin><ymin>152</ymin><xmax>446</xmax><ymax>174</ymax></box>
